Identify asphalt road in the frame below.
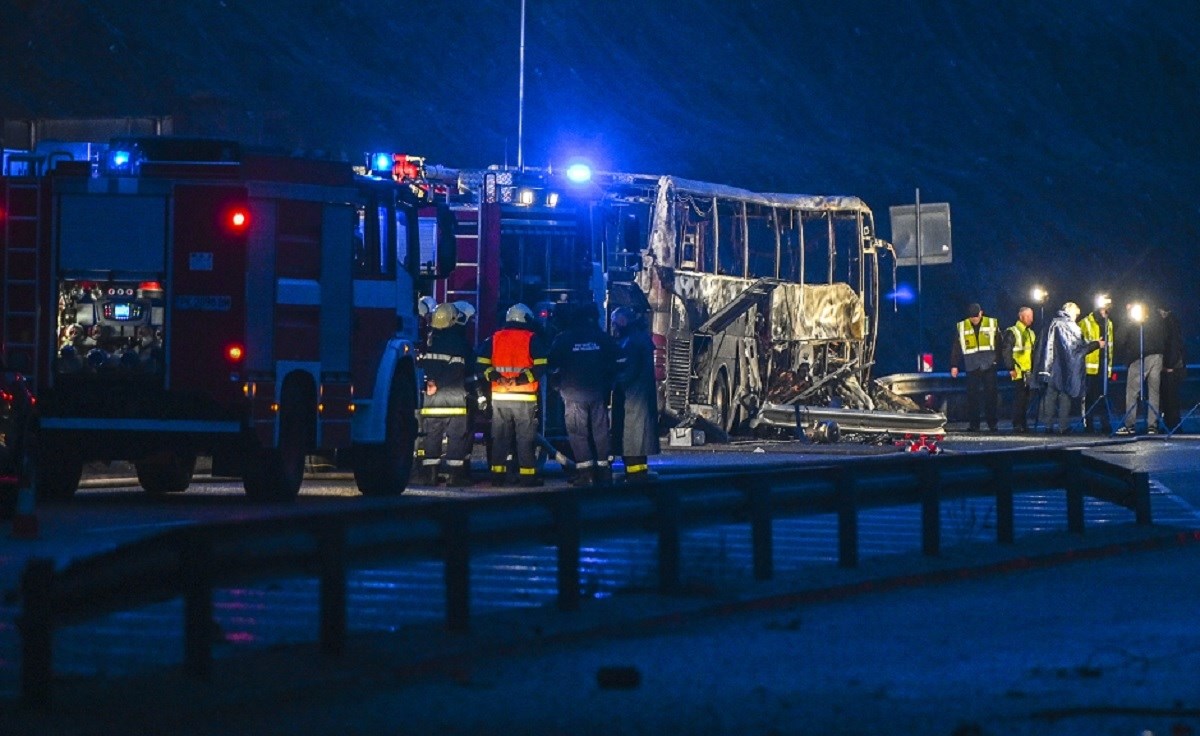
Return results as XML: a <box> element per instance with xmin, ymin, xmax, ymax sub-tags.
<box><xmin>2</xmin><ymin>434</ymin><xmax>1198</xmax><ymax>735</ymax></box>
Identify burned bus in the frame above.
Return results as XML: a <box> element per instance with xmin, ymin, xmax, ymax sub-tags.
<box><xmin>420</xmin><ymin>164</ymin><xmax>942</xmax><ymax>438</ymax></box>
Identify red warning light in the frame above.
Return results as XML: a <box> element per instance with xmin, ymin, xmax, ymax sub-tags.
<box><xmin>227</xmin><ymin>207</ymin><xmax>250</xmax><ymax>232</ymax></box>
<box><xmin>226</xmin><ymin>344</ymin><xmax>244</xmax><ymax>363</ymax></box>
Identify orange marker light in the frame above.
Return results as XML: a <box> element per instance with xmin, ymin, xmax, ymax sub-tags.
<box><xmin>226</xmin><ymin>344</ymin><xmax>244</xmax><ymax>362</ymax></box>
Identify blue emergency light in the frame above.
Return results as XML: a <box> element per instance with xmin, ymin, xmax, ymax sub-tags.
<box><xmin>565</xmin><ymin>163</ymin><xmax>592</xmax><ymax>184</ymax></box>
<box><xmin>372</xmin><ymin>153</ymin><xmax>391</xmax><ymax>172</ymax></box>
<box><xmin>108</xmin><ymin>149</ymin><xmax>132</xmax><ymax>172</ymax></box>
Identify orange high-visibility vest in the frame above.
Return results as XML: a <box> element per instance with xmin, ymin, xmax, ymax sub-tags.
<box><xmin>491</xmin><ymin>328</ymin><xmax>538</xmax><ymax>395</ymax></box>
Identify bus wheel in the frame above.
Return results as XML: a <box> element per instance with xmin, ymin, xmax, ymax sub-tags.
<box><xmin>712</xmin><ymin>371</ymin><xmax>732</xmax><ymax>433</ymax></box>
<box><xmin>244</xmin><ymin>375</ymin><xmax>315</xmax><ymax>502</ymax></box>
<box><xmin>136</xmin><ymin>450</ymin><xmax>197</xmax><ymax>495</ymax></box>
<box><xmin>35</xmin><ymin>436</ymin><xmax>83</xmax><ymax>501</ymax></box>
<box><xmin>353</xmin><ymin>366</ymin><xmax>416</xmax><ymax>497</ymax></box>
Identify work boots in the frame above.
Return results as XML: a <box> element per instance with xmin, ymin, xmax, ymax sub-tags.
<box><xmin>417</xmin><ymin>462</ymin><xmax>440</xmax><ymax>486</ymax></box>
<box><xmin>569</xmin><ymin>467</ymin><xmax>594</xmax><ymax>487</ymax></box>
<box><xmin>595</xmin><ymin>464</ymin><xmax>613</xmax><ymax>486</ymax></box>
<box><xmin>443</xmin><ymin>464</ymin><xmax>472</xmax><ymax>487</ymax></box>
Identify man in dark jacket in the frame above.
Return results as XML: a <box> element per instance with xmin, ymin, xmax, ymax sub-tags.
<box><xmin>417</xmin><ymin>302</ymin><xmax>475</xmax><ymax>486</ymax></box>
<box><xmin>549</xmin><ymin>302</ymin><xmax>618</xmax><ymax>486</ymax></box>
<box><xmin>1159</xmin><ymin>305</ymin><xmax>1186</xmax><ymax>431</ymax></box>
<box><xmin>611</xmin><ymin>306</ymin><xmax>660</xmax><ymax>482</ymax></box>
<box><xmin>1033</xmin><ymin>302</ymin><xmax>1102</xmax><ymax>434</ymax></box>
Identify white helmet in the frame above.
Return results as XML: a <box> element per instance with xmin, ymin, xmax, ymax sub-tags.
<box><xmin>505</xmin><ymin>303</ymin><xmax>534</xmax><ymax>325</ymax></box>
<box><xmin>418</xmin><ymin>296</ymin><xmax>438</xmax><ymax>318</ymax></box>
<box><xmin>452</xmin><ymin>301</ymin><xmax>476</xmax><ymax>325</ymax></box>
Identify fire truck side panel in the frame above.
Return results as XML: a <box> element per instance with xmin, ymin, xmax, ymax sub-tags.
<box><xmin>168</xmin><ymin>184</ymin><xmax>249</xmax><ymax>410</ymax></box>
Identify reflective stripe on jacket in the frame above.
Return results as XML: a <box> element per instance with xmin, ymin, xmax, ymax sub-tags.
<box><xmin>1079</xmin><ymin>313</ymin><xmax>1113</xmax><ymax>375</ymax></box>
<box><xmin>957</xmin><ymin>317</ymin><xmax>998</xmax><ymax>354</ymax></box>
<box><xmin>489</xmin><ymin>328</ymin><xmax>540</xmax><ymax>394</ymax></box>
<box><xmin>1007</xmin><ymin>322</ymin><xmax>1034</xmax><ymax>379</ymax></box>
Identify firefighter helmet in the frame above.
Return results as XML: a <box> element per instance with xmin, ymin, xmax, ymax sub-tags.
<box><xmin>418</xmin><ymin>296</ymin><xmax>438</xmax><ymax>319</ymax></box>
<box><xmin>505</xmin><ymin>303</ymin><xmax>534</xmax><ymax>325</ymax></box>
<box><xmin>431</xmin><ymin>302</ymin><xmax>457</xmax><ymax>330</ymax></box>
<box><xmin>452</xmin><ymin>301</ymin><xmax>476</xmax><ymax>325</ymax></box>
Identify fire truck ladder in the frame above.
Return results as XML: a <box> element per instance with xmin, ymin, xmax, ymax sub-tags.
<box><xmin>2</xmin><ymin>174</ymin><xmax>43</xmax><ymax>376</ymax></box>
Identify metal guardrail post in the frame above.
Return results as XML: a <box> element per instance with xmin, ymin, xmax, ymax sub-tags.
<box><xmin>743</xmin><ymin>479</ymin><xmax>773</xmax><ymax>581</ymax></box>
<box><xmin>442</xmin><ymin>508</ymin><xmax>471</xmax><ymax>632</ymax></box>
<box><xmin>1130</xmin><ymin>471</ymin><xmax>1151</xmax><ymax>525</ymax></box>
<box><xmin>553</xmin><ymin>496</ymin><xmax>581</xmax><ymax>612</ymax></box>
<box><xmin>1065</xmin><ymin>453</ymin><xmax>1085</xmax><ymax>535</ymax></box>
<box><xmin>318</xmin><ymin>526</ymin><xmax>348</xmax><ymax>657</ymax></box>
<box><xmin>990</xmin><ymin>456</ymin><xmax>1015</xmax><ymax>544</ymax></box>
<box><xmin>920</xmin><ymin>461</ymin><xmax>941</xmax><ymax>557</ymax></box>
<box><xmin>19</xmin><ymin>558</ymin><xmax>55</xmax><ymax>711</ymax></box>
<box><xmin>835</xmin><ymin>471</ymin><xmax>858</xmax><ymax>568</ymax></box>
<box><xmin>655</xmin><ymin>486</ymin><xmax>682</xmax><ymax>592</ymax></box>
<box><xmin>181</xmin><ymin>537</ymin><xmax>214</xmax><ymax>680</ymax></box>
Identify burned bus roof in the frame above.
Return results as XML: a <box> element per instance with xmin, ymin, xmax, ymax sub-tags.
<box><xmin>590</xmin><ymin>171</ymin><xmax>874</xmax><ymax>215</ymax></box>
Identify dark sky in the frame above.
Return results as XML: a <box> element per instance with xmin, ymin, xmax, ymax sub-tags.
<box><xmin>2</xmin><ymin>0</ymin><xmax>1197</xmax><ymax>374</ymax></box>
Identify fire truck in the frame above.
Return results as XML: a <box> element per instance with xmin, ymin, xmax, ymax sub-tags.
<box><xmin>416</xmin><ymin>163</ymin><xmax>943</xmax><ymax>439</ymax></box>
<box><xmin>0</xmin><ymin>136</ymin><xmax>454</xmax><ymax>500</ymax></box>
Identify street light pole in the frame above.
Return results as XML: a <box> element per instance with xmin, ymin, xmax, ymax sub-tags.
<box><xmin>517</xmin><ymin>0</ymin><xmax>527</xmax><ymax>171</ymax></box>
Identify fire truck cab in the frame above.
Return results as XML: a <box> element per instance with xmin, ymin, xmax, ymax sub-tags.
<box><xmin>1</xmin><ymin>136</ymin><xmax>454</xmax><ymax>500</ymax></box>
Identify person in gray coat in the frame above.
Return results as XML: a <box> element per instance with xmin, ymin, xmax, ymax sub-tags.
<box><xmin>1033</xmin><ymin>301</ymin><xmax>1103</xmax><ymax>434</ymax></box>
<box><xmin>611</xmin><ymin>307</ymin><xmax>660</xmax><ymax>481</ymax></box>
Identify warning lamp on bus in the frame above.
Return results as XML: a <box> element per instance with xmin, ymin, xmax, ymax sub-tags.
<box><xmin>225</xmin><ymin>344</ymin><xmax>245</xmax><ymax>363</ymax></box>
<box><xmin>565</xmin><ymin>163</ymin><xmax>593</xmax><ymax>184</ymax></box>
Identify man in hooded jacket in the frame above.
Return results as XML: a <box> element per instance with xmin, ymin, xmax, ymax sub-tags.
<box><xmin>1033</xmin><ymin>301</ymin><xmax>1103</xmax><ymax>434</ymax></box>
<box><xmin>611</xmin><ymin>307</ymin><xmax>660</xmax><ymax>481</ymax></box>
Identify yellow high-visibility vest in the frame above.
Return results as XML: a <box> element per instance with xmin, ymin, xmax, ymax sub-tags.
<box><xmin>957</xmin><ymin>316</ymin><xmax>998</xmax><ymax>354</ymax></box>
<box><xmin>1079</xmin><ymin>313</ymin><xmax>1113</xmax><ymax>375</ymax></box>
<box><xmin>1007</xmin><ymin>321</ymin><xmax>1034</xmax><ymax>379</ymax></box>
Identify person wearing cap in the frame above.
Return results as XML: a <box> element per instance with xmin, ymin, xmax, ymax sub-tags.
<box><xmin>1000</xmin><ymin>306</ymin><xmax>1036</xmax><ymax>433</ymax></box>
<box><xmin>1033</xmin><ymin>301</ymin><xmax>1103</xmax><ymax>434</ymax></box>
<box><xmin>416</xmin><ymin>302</ymin><xmax>475</xmax><ymax>486</ymax></box>
<box><xmin>1079</xmin><ymin>297</ymin><xmax>1115</xmax><ymax>433</ymax></box>
<box><xmin>549</xmin><ymin>302</ymin><xmax>618</xmax><ymax>487</ymax></box>
<box><xmin>477</xmin><ymin>303</ymin><xmax>550</xmax><ymax>486</ymax></box>
<box><xmin>949</xmin><ymin>302</ymin><xmax>1000</xmax><ymax>432</ymax></box>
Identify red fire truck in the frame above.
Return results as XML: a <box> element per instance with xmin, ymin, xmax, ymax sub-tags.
<box><xmin>0</xmin><ymin>136</ymin><xmax>454</xmax><ymax>500</ymax></box>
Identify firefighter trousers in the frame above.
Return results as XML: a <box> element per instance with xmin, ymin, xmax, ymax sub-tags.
<box><xmin>563</xmin><ymin>397</ymin><xmax>611</xmax><ymax>468</ymax></box>
<box><xmin>490</xmin><ymin>399</ymin><xmax>538</xmax><ymax>476</ymax></box>
<box><xmin>420</xmin><ymin>387</ymin><xmax>471</xmax><ymax>466</ymax></box>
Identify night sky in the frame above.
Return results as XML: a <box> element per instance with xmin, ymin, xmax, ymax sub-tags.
<box><xmin>3</xmin><ymin>0</ymin><xmax>1197</xmax><ymax>375</ymax></box>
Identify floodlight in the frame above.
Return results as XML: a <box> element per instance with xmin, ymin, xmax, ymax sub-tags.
<box><xmin>1129</xmin><ymin>303</ymin><xmax>1146</xmax><ymax>323</ymax></box>
<box><xmin>1094</xmin><ymin>294</ymin><xmax>1111</xmax><ymax>310</ymax></box>
<box><xmin>1030</xmin><ymin>286</ymin><xmax>1048</xmax><ymax>304</ymax></box>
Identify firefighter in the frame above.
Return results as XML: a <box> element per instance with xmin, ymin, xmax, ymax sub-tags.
<box><xmin>549</xmin><ymin>302</ymin><xmax>618</xmax><ymax>487</ymax></box>
<box><xmin>949</xmin><ymin>302</ymin><xmax>1000</xmax><ymax>432</ymax></box>
<box><xmin>412</xmin><ymin>296</ymin><xmax>440</xmax><ymax>476</ymax></box>
<box><xmin>1000</xmin><ymin>306</ymin><xmax>1036</xmax><ymax>433</ymax></box>
<box><xmin>611</xmin><ymin>306</ymin><xmax>660</xmax><ymax>482</ymax></box>
<box><xmin>416</xmin><ymin>302</ymin><xmax>475</xmax><ymax>486</ymax></box>
<box><xmin>477</xmin><ymin>303</ymin><xmax>549</xmax><ymax>487</ymax></box>
<box><xmin>1079</xmin><ymin>297</ymin><xmax>1114</xmax><ymax>434</ymax></box>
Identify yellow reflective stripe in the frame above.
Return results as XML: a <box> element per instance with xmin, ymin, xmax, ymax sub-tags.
<box><xmin>626</xmin><ymin>463</ymin><xmax>649</xmax><ymax>473</ymax></box>
<box><xmin>522</xmin><ymin>369</ymin><xmax>535</xmax><ymax>382</ymax></box>
<box><xmin>532</xmin><ymin>358</ymin><xmax>548</xmax><ymax>365</ymax></box>
<box><xmin>420</xmin><ymin>407</ymin><xmax>469</xmax><ymax>416</ymax></box>
<box><xmin>518</xmin><ymin>467</ymin><xmax>537</xmax><ymax>476</ymax></box>
<box><xmin>490</xmin><ymin>464</ymin><xmax>507</xmax><ymax>473</ymax></box>
<box><xmin>492</xmin><ymin>393</ymin><xmax>538</xmax><ymax>402</ymax></box>
<box><xmin>477</xmin><ymin>357</ymin><xmax>493</xmax><ymax>365</ymax></box>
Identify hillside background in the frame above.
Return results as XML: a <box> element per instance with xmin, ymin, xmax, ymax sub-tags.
<box><xmin>2</xmin><ymin>0</ymin><xmax>1197</xmax><ymax>374</ymax></box>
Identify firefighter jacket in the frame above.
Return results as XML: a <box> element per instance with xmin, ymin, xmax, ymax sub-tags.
<box><xmin>418</xmin><ymin>325</ymin><xmax>474</xmax><ymax>416</ymax></box>
<box><xmin>477</xmin><ymin>324</ymin><xmax>549</xmax><ymax>403</ymax></box>
<box><xmin>613</xmin><ymin>327</ymin><xmax>660</xmax><ymax>457</ymax></box>
<box><xmin>1079</xmin><ymin>312</ymin><xmax>1113</xmax><ymax>376</ymax></box>
<box><xmin>1002</xmin><ymin>321</ymin><xmax>1035</xmax><ymax>381</ymax></box>
<box><xmin>549</xmin><ymin>323</ymin><xmax>618</xmax><ymax>402</ymax></box>
<box><xmin>951</xmin><ymin>316</ymin><xmax>999</xmax><ymax>373</ymax></box>
<box><xmin>1033</xmin><ymin>309</ymin><xmax>1100</xmax><ymax>399</ymax></box>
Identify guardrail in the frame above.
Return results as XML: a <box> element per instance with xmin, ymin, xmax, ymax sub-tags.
<box><xmin>17</xmin><ymin>446</ymin><xmax>1149</xmax><ymax>709</ymax></box>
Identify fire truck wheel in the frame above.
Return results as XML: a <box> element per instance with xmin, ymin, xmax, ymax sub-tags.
<box><xmin>353</xmin><ymin>366</ymin><xmax>417</xmax><ymax>496</ymax></box>
<box><xmin>135</xmin><ymin>450</ymin><xmax>197</xmax><ymax>495</ymax></box>
<box><xmin>244</xmin><ymin>375</ymin><xmax>316</xmax><ymax>502</ymax></box>
<box><xmin>34</xmin><ymin>437</ymin><xmax>83</xmax><ymax>501</ymax></box>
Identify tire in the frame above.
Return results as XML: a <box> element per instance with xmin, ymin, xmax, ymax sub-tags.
<box><xmin>244</xmin><ymin>375</ymin><xmax>315</xmax><ymax>502</ymax></box>
<box><xmin>136</xmin><ymin>450</ymin><xmax>197</xmax><ymax>495</ymax></box>
<box><xmin>353</xmin><ymin>365</ymin><xmax>417</xmax><ymax>496</ymax></box>
<box><xmin>712</xmin><ymin>370</ymin><xmax>732</xmax><ymax>433</ymax></box>
<box><xmin>34</xmin><ymin>435</ymin><xmax>83</xmax><ymax>502</ymax></box>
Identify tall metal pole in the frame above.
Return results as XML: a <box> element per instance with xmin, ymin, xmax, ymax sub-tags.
<box><xmin>517</xmin><ymin>0</ymin><xmax>527</xmax><ymax>171</ymax></box>
<box><xmin>915</xmin><ymin>187</ymin><xmax>923</xmax><ymax>362</ymax></box>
